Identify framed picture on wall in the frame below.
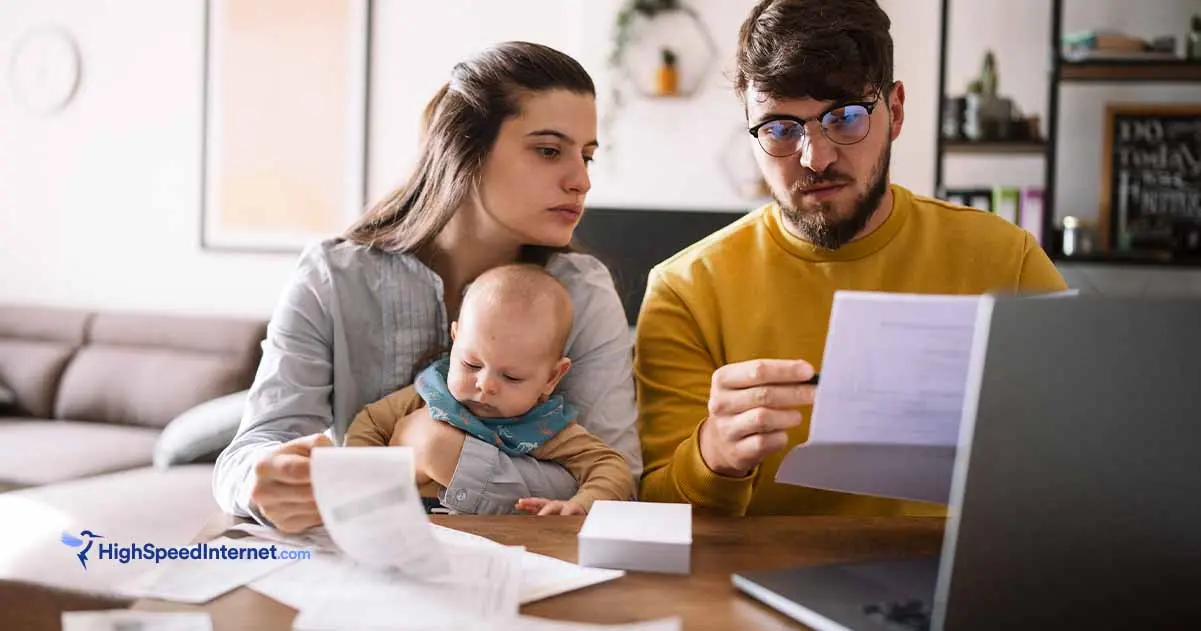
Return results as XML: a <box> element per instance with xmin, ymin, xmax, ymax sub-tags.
<box><xmin>201</xmin><ymin>0</ymin><xmax>370</xmax><ymax>252</ymax></box>
<box><xmin>1101</xmin><ymin>103</ymin><xmax>1201</xmax><ymax>254</ymax></box>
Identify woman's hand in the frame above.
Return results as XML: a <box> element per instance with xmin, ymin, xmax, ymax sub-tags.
<box><xmin>515</xmin><ymin>497</ymin><xmax>587</xmax><ymax>516</ymax></box>
<box><xmin>250</xmin><ymin>433</ymin><xmax>332</xmax><ymax>533</ymax></box>
<box><xmin>391</xmin><ymin>408</ymin><xmax>466</xmax><ymax>487</ymax></box>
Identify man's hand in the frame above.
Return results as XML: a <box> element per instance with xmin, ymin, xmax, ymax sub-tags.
<box><xmin>392</xmin><ymin>408</ymin><xmax>466</xmax><ymax>487</ymax></box>
<box><xmin>699</xmin><ymin>359</ymin><xmax>816</xmax><ymax>478</ymax></box>
<box><xmin>250</xmin><ymin>433</ymin><xmax>332</xmax><ymax>533</ymax></box>
<box><xmin>515</xmin><ymin>497</ymin><xmax>587</xmax><ymax>516</ymax></box>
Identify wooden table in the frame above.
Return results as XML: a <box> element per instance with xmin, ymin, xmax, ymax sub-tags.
<box><xmin>134</xmin><ymin>514</ymin><xmax>944</xmax><ymax>631</ymax></box>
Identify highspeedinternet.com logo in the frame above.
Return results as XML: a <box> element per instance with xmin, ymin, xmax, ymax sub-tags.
<box><xmin>60</xmin><ymin>529</ymin><xmax>312</xmax><ymax>570</ymax></box>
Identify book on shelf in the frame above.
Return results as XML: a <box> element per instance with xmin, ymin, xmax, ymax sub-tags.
<box><xmin>942</xmin><ymin>187</ymin><xmax>993</xmax><ymax>212</ymax></box>
<box><xmin>992</xmin><ymin>187</ymin><xmax>1020</xmax><ymax>225</ymax></box>
<box><xmin>1018</xmin><ymin>187</ymin><xmax>1045</xmax><ymax>244</ymax></box>
<box><xmin>942</xmin><ymin>186</ymin><xmax>1042</xmax><ymax>239</ymax></box>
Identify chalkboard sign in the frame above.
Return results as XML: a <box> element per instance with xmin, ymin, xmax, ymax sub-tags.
<box><xmin>1101</xmin><ymin>104</ymin><xmax>1201</xmax><ymax>254</ymax></box>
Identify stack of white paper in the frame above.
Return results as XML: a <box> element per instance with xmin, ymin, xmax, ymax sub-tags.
<box><xmin>578</xmin><ymin>501</ymin><xmax>691</xmax><ymax>574</ymax></box>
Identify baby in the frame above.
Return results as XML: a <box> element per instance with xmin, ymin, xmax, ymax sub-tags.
<box><xmin>344</xmin><ymin>263</ymin><xmax>633</xmax><ymax>515</ymax></box>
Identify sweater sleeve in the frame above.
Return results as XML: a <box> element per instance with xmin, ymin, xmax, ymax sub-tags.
<box><xmin>1017</xmin><ymin>230</ymin><xmax>1069</xmax><ymax>292</ymax></box>
<box><xmin>343</xmin><ymin>385</ymin><xmax>426</xmax><ymax>447</ymax></box>
<box><xmin>532</xmin><ymin>424</ymin><xmax>634</xmax><ymax>511</ymax></box>
<box><xmin>635</xmin><ymin>268</ymin><xmax>757</xmax><ymax>516</ymax></box>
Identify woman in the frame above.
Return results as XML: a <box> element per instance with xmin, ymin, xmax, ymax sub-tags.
<box><xmin>213</xmin><ymin>42</ymin><xmax>640</xmax><ymax>533</ymax></box>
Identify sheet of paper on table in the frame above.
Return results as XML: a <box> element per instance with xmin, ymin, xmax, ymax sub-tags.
<box><xmin>115</xmin><ymin>536</ymin><xmax>302</xmax><ymax>604</ymax></box>
<box><xmin>248</xmin><ymin>524</ymin><xmax>625</xmax><ymax>610</ymax></box>
<box><xmin>289</xmin><ymin>543</ymin><xmax>524</xmax><ymax>631</ymax></box>
<box><xmin>61</xmin><ymin>611</ymin><xmax>212</xmax><ymax>631</ymax></box>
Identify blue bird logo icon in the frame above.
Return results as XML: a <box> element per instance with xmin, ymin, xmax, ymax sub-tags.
<box><xmin>60</xmin><ymin>529</ymin><xmax>103</xmax><ymax>570</ymax></box>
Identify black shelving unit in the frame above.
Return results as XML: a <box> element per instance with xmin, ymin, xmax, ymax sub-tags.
<box><xmin>934</xmin><ymin>0</ymin><xmax>1201</xmax><ymax>263</ymax></box>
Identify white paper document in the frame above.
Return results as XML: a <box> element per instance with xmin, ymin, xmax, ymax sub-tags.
<box><xmin>249</xmin><ymin>525</ymin><xmax>625</xmax><ymax>611</ymax></box>
<box><xmin>461</xmin><ymin>615</ymin><xmax>683</xmax><ymax>631</ymax></box>
<box><xmin>310</xmin><ymin>446</ymin><xmax>450</xmax><ymax>577</ymax></box>
<box><xmin>61</xmin><ymin>611</ymin><xmax>212</xmax><ymax>631</ymax></box>
<box><xmin>115</xmin><ymin>536</ymin><xmax>302</xmax><ymax>604</ymax></box>
<box><xmin>224</xmin><ymin>521</ymin><xmax>337</xmax><ymax>553</ymax></box>
<box><xmin>289</xmin><ymin>543</ymin><xmax>523</xmax><ymax>631</ymax></box>
<box><xmin>518</xmin><ymin>549</ymin><xmax>626</xmax><ymax>604</ymax></box>
<box><xmin>777</xmin><ymin>291</ymin><xmax>983</xmax><ymax>504</ymax></box>
<box><xmin>432</xmin><ymin>523</ymin><xmax>626</xmax><ymax>603</ymax></box>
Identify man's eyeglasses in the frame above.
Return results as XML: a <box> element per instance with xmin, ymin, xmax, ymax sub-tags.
<box><xmin>748</xmin><ymin>98</ymin><xmax>881</xmax><ymax>158</ymax></box>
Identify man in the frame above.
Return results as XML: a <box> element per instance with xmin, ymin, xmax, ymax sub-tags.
<box><xmin>635</xmin><ymin>0</ymin><xmax>1067</xmax><ymax>516</ymax></box>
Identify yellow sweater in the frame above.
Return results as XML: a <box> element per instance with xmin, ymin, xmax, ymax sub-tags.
<box><xmin>635</xmin><ymin>184</ymin><xmax>1067</xmax><ymax>516</ymax></box>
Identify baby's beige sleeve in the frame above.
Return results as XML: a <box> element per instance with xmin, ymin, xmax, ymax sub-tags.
<box><xmin>344</xmin><ymin>386</ymin><xmax>426</xmax><ymax>447</ymax></box>
<box><xmin>532</xmin><ymin>424</ymin><xmax>635</xmax><ymax>511</ymax></box>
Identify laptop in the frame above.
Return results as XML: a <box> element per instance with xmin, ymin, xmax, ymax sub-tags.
<box><xmin>734</xmin><ymin>296</ymin><xmax>1201</xmax><ymax>630</ymax></box>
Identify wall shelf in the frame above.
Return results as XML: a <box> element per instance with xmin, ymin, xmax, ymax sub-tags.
<box><xmin>1059</xmin><ymin>59</ymin><xmax>1201</xmax><ymax>82</ymax></box>
<box><xmin>943</xmin><ymin>140</ymin><xmax>1046</xmax><ymax>155</ymax></box>
<box><xmin>934</xmin><ymin>0</ymin><xmax>1201</xmax><ymax>265</ymax></box>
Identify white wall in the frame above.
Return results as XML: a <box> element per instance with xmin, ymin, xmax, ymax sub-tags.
<box><xmin>1</xmin><ymin>0</ymin><xmax>1198</xmax><ymax>317</ymax></box>
<box><xmin>0</xmin><ymin>0</ymin><xmax>298</xmax><ymax>317</ymax></box>
<box><xmin>0</xmin><ymin>0</ymin><xmax>761</xmax><ymax>317</ymax></box>
<box><xmin>368</xmin><ymin>0</ymin><xmax>762</xmax><ymax>210</ymax></box>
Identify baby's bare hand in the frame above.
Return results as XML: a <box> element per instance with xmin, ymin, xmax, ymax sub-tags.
<box><xmin>515</xmin><ymin>497</ymin><xmax>587</xmax><ymax>516</ymax></box>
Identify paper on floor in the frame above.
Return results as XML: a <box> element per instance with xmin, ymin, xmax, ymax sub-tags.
<box><xmin>61</xmin><ymin>611</ymin><xmax>212</xmax><ymax>631</ymax></box>
<box><xmin>310</xmin><ymin>446</ymin><xmax>449</xmax><ymax>577</ymax></box>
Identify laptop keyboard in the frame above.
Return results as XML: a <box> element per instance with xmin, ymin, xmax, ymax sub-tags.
<box><xmin>863</xmin><ymin>599</ymin><xmax>932</xmax><ymax>631</ymax></box>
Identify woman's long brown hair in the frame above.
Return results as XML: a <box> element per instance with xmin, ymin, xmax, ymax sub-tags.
<box><xmin>345</xmin><ymin>41</ymin><xmax>595</xmax><ymax>265</ymax></box>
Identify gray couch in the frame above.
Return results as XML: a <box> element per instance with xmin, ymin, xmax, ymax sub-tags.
<box><xmin>0</xmin><ymin>305</ymin><xmax>266</xmax><ymax>598</ymax></box>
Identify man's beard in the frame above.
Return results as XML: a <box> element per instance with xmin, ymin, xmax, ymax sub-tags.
<box><xmin>775</xmin><ymin>144</ymin><xmax>891</xmax><ymax>250</ymax></box>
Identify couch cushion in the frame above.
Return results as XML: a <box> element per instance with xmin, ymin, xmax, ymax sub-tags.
<box><xmin>0</xmin><ymin>380</ymin><xmax>14</xmax><ymax>411</ymax></box>
<box><xmin>0</xmin><ymin>421</ymin><xmax>160</xmax><ymax>487</ymax></box>
<box><xmin>55</xmin><ymin>348</ymin><xmax>251</xmax><ymax>429</ymax></box>
<box><xmin>0</xmin><ymin>341</ymin><xmax>77</xmax><ymax>419</ymax></box>
<box><xmin>153</xmin><ymin>390</ymin><xmax>248</xmax><ymax>468</ymax></box>
<box><xmin>0</xmin><ymin>465</ymin><xmax>217</xmax><ymax>595</ymax></box>
<box><xmin>0</xmin><ymin>306</ymin><xmax>91</xmax><ymax>419</ymax></box>
<box><xmin>53</xmin><ymin>312</ymin><xmax>266</xmax><ymax>428</ymax></box>
<box><xmin>0</xmin><ymin>306</ymin><xmax>91</xmax><ymax>345</ymax></box>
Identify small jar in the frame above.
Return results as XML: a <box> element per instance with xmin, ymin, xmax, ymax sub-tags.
<box><xmin>1061</xmin><ymin>216</ymin><xmax>1080</xmax><ymax>256</ymax></box>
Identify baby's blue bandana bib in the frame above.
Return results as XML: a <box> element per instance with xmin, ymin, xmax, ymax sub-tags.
<box><xmin>414</xmin><ymin>356</ymin><xmax>576</xmax><ymax>456</ymax></box>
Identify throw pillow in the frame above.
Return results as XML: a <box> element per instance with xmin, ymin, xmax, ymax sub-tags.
<box><xmin>153</xmin><ymin>389</ymin><xmax>249</xmax><ymax>468</ymax></box>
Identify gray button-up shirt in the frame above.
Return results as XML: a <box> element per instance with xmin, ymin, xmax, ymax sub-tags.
<box><xmin>213</xmin><ymin>239</ymin><xmax>641</xmax><ymax>518</ymax></box>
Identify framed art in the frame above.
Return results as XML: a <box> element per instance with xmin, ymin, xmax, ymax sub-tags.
<box><xmin>201</xmin><ymin>0</ymin><xmax>370</xmax><ymax>252</ymax></box>
<box><xmin>1100</xmin><ymin>103</ymin><xmax>1201</xmax><ymax>254</ymax></box>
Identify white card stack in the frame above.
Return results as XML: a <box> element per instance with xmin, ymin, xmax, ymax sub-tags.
<box><xmin>577</xmin><ymin>501</ymin><xmax>692</xmax><ymax>574</ymax></box>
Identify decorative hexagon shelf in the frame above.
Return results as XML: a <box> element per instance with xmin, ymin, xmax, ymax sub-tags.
<box><xmin>612</xmin><ymin>4</ymin><xmax>718</xmax><ymax>100</ymax></box>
